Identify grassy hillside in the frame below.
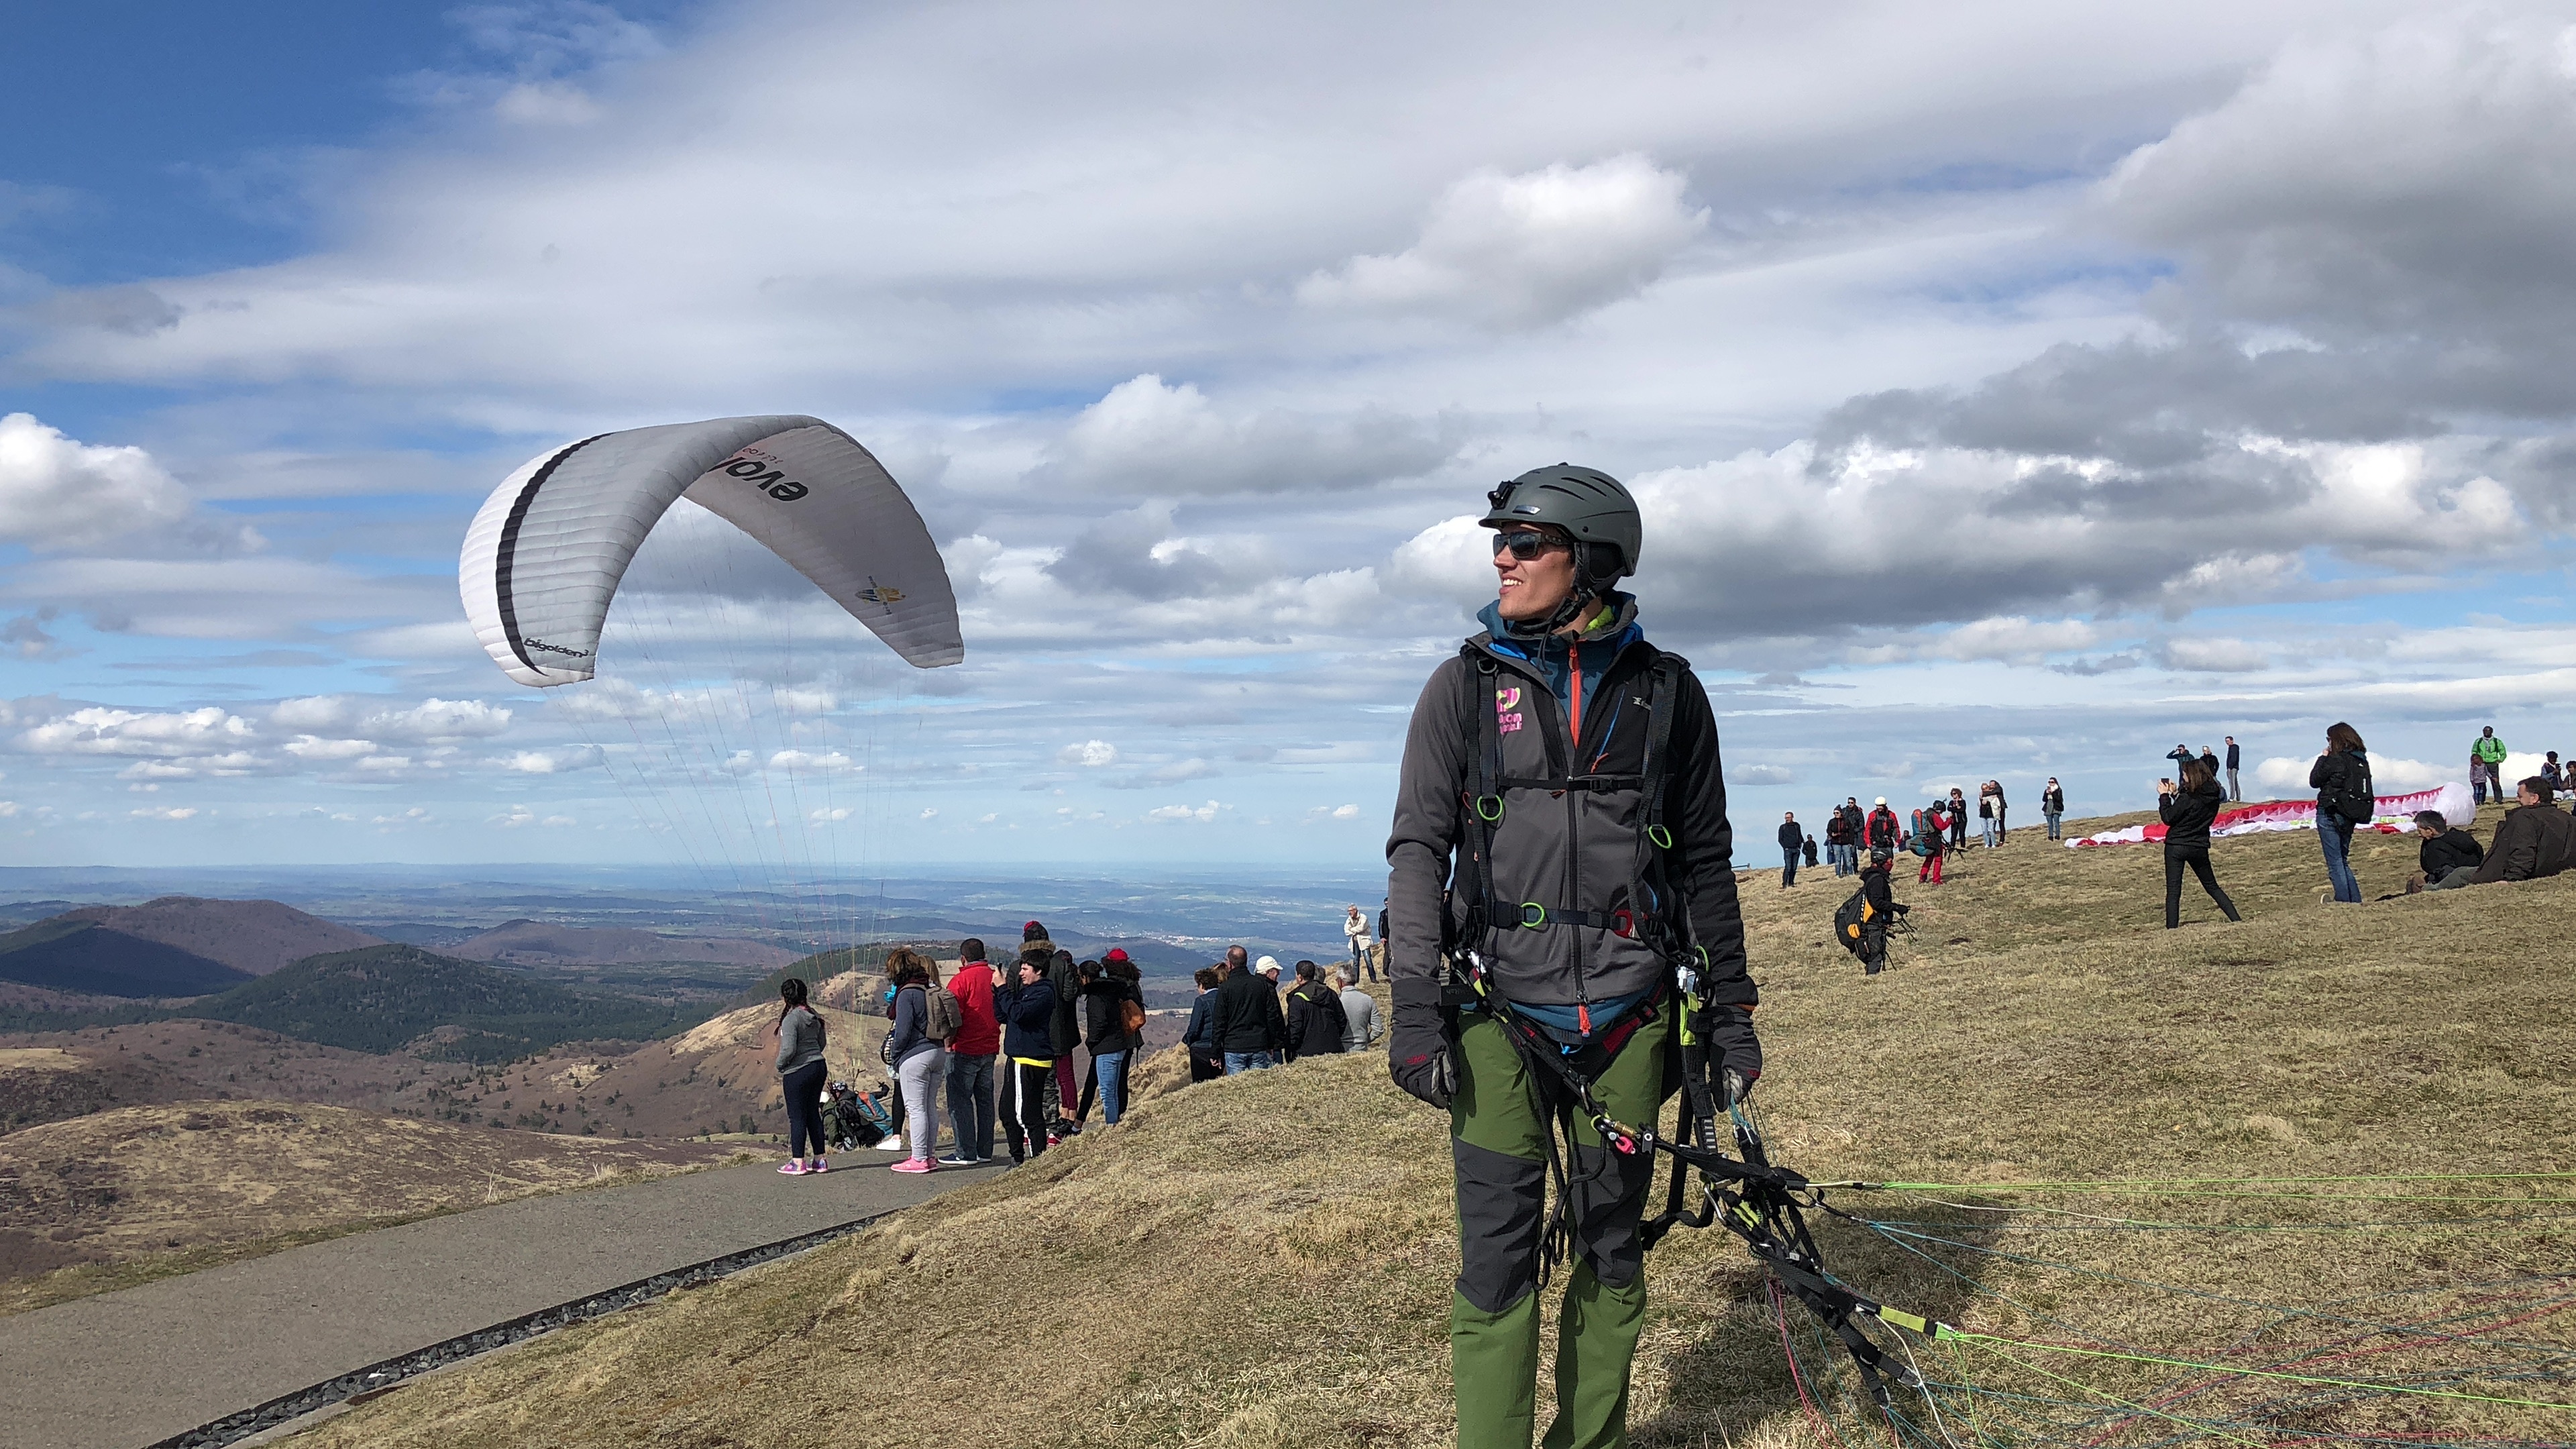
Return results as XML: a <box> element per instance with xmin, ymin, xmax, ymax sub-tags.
<box><xmin>193</xmin><ymin>945</ymin><xmax>689</xmax><ymax>1061</ymax></box>
<box><xmin>0</xmin><ymin>917</ymin><xmax>252</xmax><ymax>998</ymax></box>
<box><xmin>289</xmin><ymin>812</ymin><xmax>2574</xmax><ymax>1448</ymax></box>
<box><xmin>0</xmin><ymin>1100</ymin><xmax>747</xmax><ymax>1316</ymax></box>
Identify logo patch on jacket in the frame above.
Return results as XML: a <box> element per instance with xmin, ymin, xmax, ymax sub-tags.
<box><xmin>1495</xmin><ymin>686</ymin><xmax>1523</xmax><ymax>735</ymax></box>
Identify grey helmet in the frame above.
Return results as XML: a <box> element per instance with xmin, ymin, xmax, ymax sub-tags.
<box><xmin>1481</xmin><ymin>464</ymin><xmax>1641</xmax><ymax>592</ymax></box>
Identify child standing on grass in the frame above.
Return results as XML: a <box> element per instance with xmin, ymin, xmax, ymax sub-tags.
<box><xmin>773</xmin><ymin>977</ymin><xmax>830</xmax><ymax>1176</ymax></box>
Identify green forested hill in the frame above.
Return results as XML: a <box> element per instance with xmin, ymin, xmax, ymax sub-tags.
<box><xmin>193</xmin><ymin>945</ymin><xmax>688</xmax><ymax>1061</ymax></box>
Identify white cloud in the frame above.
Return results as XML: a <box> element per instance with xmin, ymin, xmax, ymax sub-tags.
<box><xmin>767</xmin><ymin>748</ymin><xmax>859</xmax><ymax>773</ymax></box>
<box><xmin>273</xmin><ymin>696</ymin><xmax>512</xmax><ymax>742</ymax></box>
<box><xmin>1937</xmin><ymin>616</ymin><xmax>2100</xmax><ymax>664</ymax></box>
<box><xmin>20</xmin><ymin>706</ymin><xmax>256</xmax><ymax>758</ymax></box>
<box><xmin>0</xmin><ymin>413</ymin><xmax>197</xmax><ymax>550</ymax></box>
<box><xmin>1300</xmin><ymin>155</ymin><xmax>1707</xmax><ymax>327</ymax></box>
<box><xmin>1331</xmin><ymin>803</ymin><xmax>1360</xmax><ymax>819</ymax></box>
<box><xmin>490</xmin><ymin>745</ymin><xmax>602</xmax><ymax>773</ymax></box>
<box><xmin>2161</xmin><ymin>637</ymin><xmax>2270</xmax><ymax>673</ymax></box>
<box><xmin>808</xmin><ymin>806</ymin><xmax>853</xmax><ymax>823</ymax></box>
<box><xmin>283</xmin><ymin>735</ymin><xmax>377</xmax><ymax>761</ymax></box>
<box><xmin>1144</xmin><ymin>799</ymin><xmax>1226</xmax><ymax>824</ymax></box>
<box><xmin>1060</xmin><ymin>739</ymin><xmax>1120</xmax><ymax>767</ymax></box>
<box><xmin>128</xmin><ymin>806</ymin><xmax>199</xmax><ymax>821</ymax></box>
<box><xmin>1044</xmin><ymin>374</ymin><xmax>1460</xmax><ymax>495</ymax></box>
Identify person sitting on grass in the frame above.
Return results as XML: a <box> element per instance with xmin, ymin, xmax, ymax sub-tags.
<box><xmin>2445</xmin><ymin>777</ymin><xmax>2576</xmax><ymax>888</ymax></box>
<box><xmin>2408</xmin><ymin>811</ymin><xmax>2485</xmax><ymax>893</ymax></box>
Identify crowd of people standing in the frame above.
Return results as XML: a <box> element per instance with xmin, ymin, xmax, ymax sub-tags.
<box><xmin>771</xmin><ymin>920</ymin><xmax>1385</xmax><ymax>1177</ymax></box>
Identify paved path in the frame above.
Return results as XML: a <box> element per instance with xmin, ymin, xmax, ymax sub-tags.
<box><xmin>0</xmin><ymin>1153</ymin><xmax>998</xmax><ymax>1449</ymax></box>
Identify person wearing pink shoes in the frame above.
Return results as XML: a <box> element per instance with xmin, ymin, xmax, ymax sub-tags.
<box><xmin>773</xmin><ymin>977</ymin><xmax>830</xmax><ymax>1176</ymax></box>
<box><xmin>883</xmin><ymin>949</ymin><xmax>947</xmax><ymax>1175</ymax></box>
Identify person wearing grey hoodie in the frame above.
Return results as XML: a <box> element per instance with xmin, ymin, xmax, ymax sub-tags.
<box><xmin>882</xmin><ymin>949</ymin><xmax>947</xmax><ymax>1173</ymax></box>
<box><xmin>773</xmin><ymin>977</ymin><xmax>830</xmax><ymax>1176</ymax></box>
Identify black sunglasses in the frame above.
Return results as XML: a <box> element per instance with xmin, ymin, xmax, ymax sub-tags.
<box><xmin>1489</xmin><ymin>529</ymin><xmax>1570</xmax><ymax>561</ymax></box>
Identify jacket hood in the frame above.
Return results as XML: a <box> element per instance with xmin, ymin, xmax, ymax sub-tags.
<box><xmin>1474</xmin><ymin>589</ymin><xmax>1638</xmax><ymax>653</ymax></box>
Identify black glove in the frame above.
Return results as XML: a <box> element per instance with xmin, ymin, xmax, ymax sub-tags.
<box><xmin>1387</xmin><ymin>982</ymin><xmax>1456</xmax><ymax>1110</ymax></box>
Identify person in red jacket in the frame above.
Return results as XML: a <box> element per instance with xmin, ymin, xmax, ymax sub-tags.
<box><xmin>938</xmin><ymin>937</ymin><xmax>1003</xmax><ymax>1165</ymax></box>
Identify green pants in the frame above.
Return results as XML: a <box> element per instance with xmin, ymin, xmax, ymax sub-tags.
<box><xmin>1449</xmin><ymin>1005</ymin><xmax>1674</xmax><ymax>1449</ymax></box>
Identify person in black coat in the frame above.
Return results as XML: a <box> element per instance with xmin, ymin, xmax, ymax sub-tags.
<box><xmin>1855</xmin><ymin>849</ymin><xmax>1904</xmax><ymax>975</ymax></box>
<box><xmin>2157</xmin><ymin>756</ymin><xmax>2242</xmax><ymax>928</ymax></box>
<box><xmin>2408</xmin><ymin>810</ymin><xmax>2484</xmax><ymax>891</ymax></box>
<box><xmin>1776</xmin><ymin>812</ymin><xmax>1803</xmax><ymax>888</ymax></box>
<box><xmin>1283</xmin><ymin>961</ymin><xmax>1348</xmax><ymax>1061</ymax></box>
<box><xmin>994</xmin><ymin>957</ymin><xmax>1061</xmax><ymax>1162</ymax></box>
<box><xmin>2308</xmin><ymin>722</ymin><xmax>2373</xmax><ymax>904</ymax></box>
<box><xmin>1209</xmin><ymin>953</ymin><xmax>1287</xmax><ymax>1071</ymax></box>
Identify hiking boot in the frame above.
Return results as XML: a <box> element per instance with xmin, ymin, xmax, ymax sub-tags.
<box><xmin>777</xmin><ymin>1161</ymin><xmax>806</xmax><ymax>1175</ymax></box>
<box><xmin>890</xmin><ymin>1159</ymin><xmax>936</xmax><ymax>1175</ymax></box>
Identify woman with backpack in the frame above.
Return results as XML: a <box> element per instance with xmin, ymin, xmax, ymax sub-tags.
<box><xmin>881</xmin><ymin>948</ymin><xmax>947</xmax><ymax>1173</ymax></box>
<box><xmin>773</xmin><ymin>977</ymin><xmax>831</xmax><ymax>1176</ymax></box>
<box><xmin>2157</xmin><ymin>757</ymin><xmax>2243</xmax><ymax>928</ymax></box>
<box><xmin>2308</xmin><ymin>722</ymin><xmax>2374</xmax><ymax>904</ymax></box>
<box><xmin>1913</xmin><ymin>804</ymin><xmax>1946</xmax><ymax>885</ymax></box>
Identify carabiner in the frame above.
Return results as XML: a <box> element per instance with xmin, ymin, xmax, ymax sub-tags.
<box><xmin>1477</xmin><ymin>794</ymin><xmax>1506</xmax><ymax>823</ymax></box>
<box><xmin>1609</xmin><ymin>908</ymin><xmax>1635</xmax><ymax>938</ymax></box>
<box><xmin>1518</xmin><ymin>902</ymin><xmax>1548</xmax><ymax>928</ymax></box>
<box><xmin>1648</xmin><ymin>824</ymin><xmax>1674</xmax><ymax>850</ymax></box>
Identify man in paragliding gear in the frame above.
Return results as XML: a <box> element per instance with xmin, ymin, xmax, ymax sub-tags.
<box><xmin>1856</xmin><ymin>847</ymin><xmax>1901</xmax><ymax>974</ymax></box>
<box><xmin>1385</xmin><ymin>464</ymin><xmax>1760</xmax><ymax>1449</ymax></box>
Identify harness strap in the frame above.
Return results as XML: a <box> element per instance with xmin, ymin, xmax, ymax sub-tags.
<box><xmin>1497</xmin><ymin>773</ymin><xmax>1645</xmax><ymax>793</ymax></box>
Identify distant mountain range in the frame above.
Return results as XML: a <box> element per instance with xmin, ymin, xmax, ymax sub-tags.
<box><xmin>444</xmin><ymin>920</ymin><xmax>797</xmax><ymax>970</ymax></box>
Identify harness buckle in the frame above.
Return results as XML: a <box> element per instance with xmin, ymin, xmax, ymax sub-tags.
<box><xmin>1610</xmin><ymin>908</ymin><xmax>1636</xmax><ymax>938</ymax></box>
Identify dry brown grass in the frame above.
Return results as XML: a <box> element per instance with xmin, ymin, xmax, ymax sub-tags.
<box><xmin>0</xmin><ymin>1100</ymin><xmax>749</xmax><ymax>1316</ymax></box>
<box><xmin>290</xmin><ymin>812</ymin><xmax>2575</xmax><ymax>1448</ymax></box>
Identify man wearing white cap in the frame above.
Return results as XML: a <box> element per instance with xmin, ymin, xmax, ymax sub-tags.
<box><xmin>1865</xmin><ymin>796</ymin><xmax>1901</xmax><ymax>855</ymax></box>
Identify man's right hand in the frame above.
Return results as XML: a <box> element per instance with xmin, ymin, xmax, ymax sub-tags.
<box><xmin>1387</xmin><ymin>981</ymin><xmax>1456</xmax><ymax>1109</ymax></box>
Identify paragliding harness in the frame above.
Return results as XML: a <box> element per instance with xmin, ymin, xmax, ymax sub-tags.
<box><xmin>1832</xmin><ymin>885</ymin><xmax>1911</xmax><ymax>959</ymax></box>
<box><xmin>1445</xmin><ymin>639</ymin><xmax>1926</xmax><ymax>1413</ymax></box>
<box><xmin>1450</xmin><ymin>958</ymin><xmax>1929</xmax><ymax>1413</ymax></box>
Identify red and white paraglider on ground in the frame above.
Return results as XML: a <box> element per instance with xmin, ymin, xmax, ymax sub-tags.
<box><xmin>2065</xmin><ymin>782</ymin><xmax>2477</xmax><ymax>849</ymax></box>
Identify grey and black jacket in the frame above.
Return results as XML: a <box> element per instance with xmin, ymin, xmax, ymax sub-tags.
<box><xmin>1385</xmin><ymin>599</ymin><xmax>1759</xmax><ymax>1078</ymax></box>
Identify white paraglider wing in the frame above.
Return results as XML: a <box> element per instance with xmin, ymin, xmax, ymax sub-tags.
<box><xmin>460</xmin><ymin>416</ymin><xmax>963</xmax><ymax>686</ymax></box>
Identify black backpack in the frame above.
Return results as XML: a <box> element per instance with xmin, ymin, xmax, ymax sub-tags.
<box><xmin>2325</xmin><ymin>757</ymin><xmax>2375</xmax><ymax>824</ymax></box>
<box><xmin>1832</xmin><ymin>888</ymin><xmax>1870</xmax><ymax>957</ymax></box>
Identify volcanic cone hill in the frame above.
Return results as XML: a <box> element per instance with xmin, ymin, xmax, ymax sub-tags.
<box><xmin>0</xmin><ymin>916</ymin><xmax>252</xmax><ymax>998</ymax></box>
<box><xmin>189</xmin><ymin>945</ymin><xmax>690</xmax><ymax>1061</ymax></box>
<box><xmin>51</xmin><ymin>897</ymin><xmax>381</xmax><ymax>975</ymax></box>
<box><xmin>299</xmin><ymin>806</ymin><xmax>2575</xmax><ymax>1449</ymax></box>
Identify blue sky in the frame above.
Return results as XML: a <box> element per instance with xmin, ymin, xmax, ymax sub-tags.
<box><xmin>3</xmin><ymin>1</ymin><xmax>2573</xmax><ymax>875</ymax></box>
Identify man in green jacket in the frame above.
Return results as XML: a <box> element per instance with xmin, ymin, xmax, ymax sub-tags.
<box><xmin>1385</xmin><ymin>465</ymin><xmax>1760</xmax><ymax>1449</ymax></box>
<box><xmin>2473</xmin><ymin>727</ymin><xmax>2508</xmax><ymax>806</ymax></box>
